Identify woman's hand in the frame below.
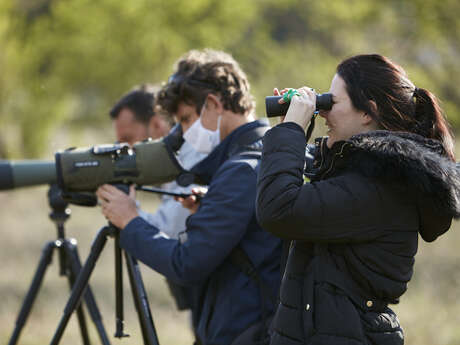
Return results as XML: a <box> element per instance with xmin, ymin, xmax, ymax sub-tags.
<box><xmin>278</xmin><ymin>86</ymin><xmax>316</xmax><ymax>131</ymax></box>
<box><xmin>96</xmin><ymin>184</ymin><xmax>139</xmax><ymax>229</ymax></box>
<box><xmin>273</xmin><ymin>88</ymin><xmax>286</xmax><ymax>123</ymax></box>
<box><xmin>175</xmin><ymin>187</ymin><xmax>208</xmax><ymax>215</ymax></box>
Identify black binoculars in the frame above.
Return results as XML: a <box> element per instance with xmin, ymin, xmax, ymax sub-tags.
<box><xmin>265</xmin><ymin>93</ymin><xmax>333</xmax><ymax>117</ymax></box>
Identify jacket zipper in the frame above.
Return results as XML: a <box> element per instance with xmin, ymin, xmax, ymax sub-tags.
<box><xmin>320</xmin><ymin>142</ymin><xmax>347</xmax><ymax>180</ymax></box>
<box><xmin>317</xmin><ymin>137</ymin><xmax>327</xmax><ymax>172</ymax></box>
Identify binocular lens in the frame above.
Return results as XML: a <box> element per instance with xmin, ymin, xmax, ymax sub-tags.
<box><xmin>265</xmin><ymin>93</ymin><xmax>333</xmax><ymax>117</ymax></box>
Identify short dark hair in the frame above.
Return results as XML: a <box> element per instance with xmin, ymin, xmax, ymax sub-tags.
<box><xmin>110</xmin><ymin>84</ymin><xmax>156</xmax><ymax>124</ymax></box>
<box><xmin>337</xmin><ymin>54</ymin><xmax>455</xmax><ymax>161</ymax></box>
<box><xmin>157</xmin><ymin>49</ymin><xmax>255</xmax><ymax>116</ymax></box>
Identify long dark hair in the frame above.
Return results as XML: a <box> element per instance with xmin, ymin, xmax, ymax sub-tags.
<box><xmin>337</xmin><ymin>54</ymin><xmax>455</xmax><ymax>161</ymax></box>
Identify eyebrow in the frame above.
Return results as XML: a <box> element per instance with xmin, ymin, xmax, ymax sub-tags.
<box><xmin>179</xmin><ymin>113</ymin><xmax>192</xmax><ymax>122</ymax></box>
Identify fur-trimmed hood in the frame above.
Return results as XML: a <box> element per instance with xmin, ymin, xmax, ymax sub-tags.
<box><xmin>312</xmin><ymin>130</ymin><xmax>460</xmax><ymax>242</ymax></box>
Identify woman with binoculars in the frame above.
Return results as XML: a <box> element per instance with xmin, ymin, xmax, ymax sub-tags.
<box><xmin>256</xmin><ymin>54</ymin><xmax>459</xmax><ymax>345</ymax></box>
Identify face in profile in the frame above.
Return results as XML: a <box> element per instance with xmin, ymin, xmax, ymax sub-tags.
<box><xmin>113</xmin><ymin>108</ymin><xmax>149</xmax><ymax>146</ymax></box>
<box><xmin>319</xmin><ymin>74</ymin><xmax>374</xmax><ymax>148</ymax></box>
<box><xmin>174</xmin><ymin>102</ymin><xmax>200</xmax><ymax>133</ymax></box>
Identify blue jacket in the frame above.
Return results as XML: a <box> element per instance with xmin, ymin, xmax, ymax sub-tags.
<box><xmin>120</xmin><ymin>119</ymin><xmax>282</xmax><ymax>345</ymax></box>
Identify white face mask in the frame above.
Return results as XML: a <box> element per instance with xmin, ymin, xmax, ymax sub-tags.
<box><xmin>183</xmin><ymin>110</ymin><xmax>221</xmax><ymax>154</ymax></box>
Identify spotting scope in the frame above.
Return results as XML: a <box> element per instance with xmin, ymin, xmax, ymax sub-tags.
<box><xmin>0</xmin><ymin>126</ymin><xmax>191</xmax><ymax>204</ymax></box>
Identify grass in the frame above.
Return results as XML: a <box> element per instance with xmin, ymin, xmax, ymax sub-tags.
<box><xmin>1</xmin><ymin>183</ymin><xmax>460</xmax><ymax>345</ymax></box>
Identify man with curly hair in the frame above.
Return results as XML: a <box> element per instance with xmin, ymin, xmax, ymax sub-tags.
<box><xmin>97</xmin><ymin>50</ymin><xmax>281</xmax><ymax>345</ymax></box>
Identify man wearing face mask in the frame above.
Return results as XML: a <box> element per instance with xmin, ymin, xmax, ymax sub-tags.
<box><xmin>109</xmin><ymin>85</ymin><xmax>206</xmax><ymax>238</ymax></box>
<box><xmin>109</xmin><ymin>85</ymin><xmax>207</xmax><ymax>314</ymax></box>
<box><xmin>96</xmin><ymin>49</ymin><xmax>282</xmax><ymax>345</ymax></box>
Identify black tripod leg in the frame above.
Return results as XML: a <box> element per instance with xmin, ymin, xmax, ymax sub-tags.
<box><xmin>66</xmin><ymin>269</ymin><xmax>91</xmax><ymax>345</ymax></box>
<box><xmin>50</xmin><ymin>226</ymin><xmax>114</xmax><ymax>345</ymax></box>
<box><xmin>64</xmin><ymin>240</ymin><xmax>111</xmax><ymax>345</ymax></box>
<box><xmin>124</xmin><ymin>252</ymin><xmax>160</xmax><ymax>345</ymax></box>
<box><xmin>8</xmin><ymin>241</ymin><xmax>55</xmax><ymax>345</ymax></box>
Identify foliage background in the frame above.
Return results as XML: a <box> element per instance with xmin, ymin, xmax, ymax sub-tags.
<box><xmin>0</xmin><ymin>0</ymin><xmax>459</xmax><ymax>157</ymax></box>
<box><xmin>1</xmin><ymin>0</ymin><xmax>460</xmax><ymax>344</ymax></box>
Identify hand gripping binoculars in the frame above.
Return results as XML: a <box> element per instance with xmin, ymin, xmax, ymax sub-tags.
<box><xmin>265</xmin><ymin>92</ymin><xmax>333</xmax><ymax>117</ymax></box>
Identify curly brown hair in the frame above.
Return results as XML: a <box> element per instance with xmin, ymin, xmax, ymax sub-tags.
<box><xmin>156</xmin><ymin>49</ymin><xmax>255</xmax><ymax>116</ymax></box>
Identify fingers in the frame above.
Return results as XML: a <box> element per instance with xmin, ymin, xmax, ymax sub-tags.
<box><xmin>296</xmin><ymin>88</ymin><xmax>309</xmax><ymax>101</ymax></box>
<box><xmin>96</xmin><ymin>187</ymin><xmax>112</xmax><ymax>202</ymax></box>
<box><xmin>96</xmin><ymin>184</ymin><xmax>132</xmax><ymax>208</ymax></box>
<box><xmin>191</xmin><ymin>187</ymin><xmax>208</xmax><ymax>197</ymax></box>
<box><xmin>275</xmin><ymin>87</ymin><xmax>316</xmax><ymax>102</ymax></box>
<box><xmin>179</xmin><ymin>194</ymin><xmax>198</xmax><ymax>205</ymax></box>
<box><xmin>100</xmin><ymin>202</ymin><xmax>110</xmax><ymax>220</ymax></box>
<box><xmin>96</xmin><ymin>184</ymin><xmax>117</xmax><ymax>199</ymax></box>
<box><xmin>298</xmin><ymin>86</ymin><xmax>316</xmax><ymax>99</ymax></box>
<box><xmin>277</xmin><ymin>88</ymin><xmax>291</xmax><ymax>104</ymax></box>
<box><xmin>290</xmin><ymin>87</ymin><xmax>316</xmax><ymax>106</ymax></box>
<box><xmin>129</xmin><ymin>184</ymin><xmax>136</xmax><ymax>199</ymax></box>
<box><xmin>282</xmin><ymin>86</ymin><xmax>317</xmax><ymax>130</ymax></box>
<box><xmin>277</xmin><ymin>88</ymin><xmax>312</xmax><ymax>105</ymax></box>
<box><xmin>178</xmin><ymin>195</ymin><xmax>198</xmax><ymax>210</ymax></box>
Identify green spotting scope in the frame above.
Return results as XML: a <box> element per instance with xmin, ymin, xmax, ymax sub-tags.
<box><xmin>0</xmin><ymin>126</ymin><xmax>191</xmax><ymax>204</ymax></box>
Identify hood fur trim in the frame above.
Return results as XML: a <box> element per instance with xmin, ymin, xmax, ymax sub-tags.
<box><xmin>343</xmin><ymin>131</ymin><xmax>460</xmax><ymax>242</ymax></box>
<box><xmin>345</xmin><ymin>131</ymin><xmax>460</xmax><ymax>216</ymax></box>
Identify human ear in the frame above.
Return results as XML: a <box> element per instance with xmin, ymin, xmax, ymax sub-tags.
<box><xmin>362</xmin><ymin>113</ymin><xmax>373</xmax><ymax>125</ymax></box>
<box><xmin>147</xmin><ymin>116</ymin><xmax>159</xmax><ymax>139</ymax></box>
<box><xmin>206</xmin><ymin>93</ymin><xmax>224</xmax><ymax>113</ymax></box>
<box><xmin>148</xmin><ymin>116</ymin><xmax>168</xmax><ymax>139</ymax></box>
<box><xmin>362</xmin><ymin>100</ymin><xmax>378</xmax><ymax>126</ymax></box>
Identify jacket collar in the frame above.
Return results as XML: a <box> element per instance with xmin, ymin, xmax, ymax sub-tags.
<box><xmin>314</xmin><ymin>130</ymin><xmax>451</xmax><ymax>180</ymax></box>
<box><xmin>313</xmin><ymin>130</ymin><xmax>460</xmax><ymax>242</ymax></box>
<box><xmin>190</xmin><ymin>119</ymin><xmax>269</xmax><ymax>184</ymax></box>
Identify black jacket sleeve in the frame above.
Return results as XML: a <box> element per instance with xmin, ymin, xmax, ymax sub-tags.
<box><xmin>256</xmin><ymin>123</ymin><xmax>392</xmax><ymax>243</ymax></box>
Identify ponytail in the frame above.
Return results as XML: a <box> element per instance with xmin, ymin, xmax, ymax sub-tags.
<box><xmin>414</xmin><ymin>88</ymin><xmax>455</xmax><ymax>161</ymax></box>
<box><xmin>337</xmin><ymin>54</ymin><xmax>455</xmax><ymax>161</ymax></box>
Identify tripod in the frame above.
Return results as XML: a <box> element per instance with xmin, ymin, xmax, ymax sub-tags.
<box><xmin>49</xmin><ymin>184</ymin><xmax>160</xmax><ymax>345</ymax></box>
<box><xmin>8</xmin><ymin>184</ymin><xmax>110</xmax><ymax>345</ymax></box>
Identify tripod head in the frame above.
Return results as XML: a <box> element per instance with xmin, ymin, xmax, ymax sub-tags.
<box><xmin>47</xmin><ymin>184</ymin><xmax>71</xmax><ymax>234</ymax></box>
<box><xmin>48</xmin><ymin>184</ymin><xmax>69</xmax><ymax>213</ymax></box>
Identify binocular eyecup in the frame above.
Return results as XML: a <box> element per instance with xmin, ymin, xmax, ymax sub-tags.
<box><xmin>265</xmin><ymin>93</ymin><xmax>333</xmax><ymax>117</ymax></box>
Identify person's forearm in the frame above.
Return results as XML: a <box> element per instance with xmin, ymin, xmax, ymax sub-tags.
<box><xmin>257</xmin><ymin>123</ymin><xmax>306</xmax><ymax>234</ymax></box>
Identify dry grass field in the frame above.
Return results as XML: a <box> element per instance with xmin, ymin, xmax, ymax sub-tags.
<box><xmin>0</xmin><ymin>187</ymin><xmax>194</xmax><ymax>345</ymax></box>
<box><xmin>1</xmin><ymin>181</ymin><xmax>460</xmax><ymax>345</ymax></box>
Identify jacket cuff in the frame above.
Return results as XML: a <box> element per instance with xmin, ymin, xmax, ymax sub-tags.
<box><xmin>262</xmin><ymin>122</ymin><xmax>307</xmax><ymax>157</ymax></box>
<box><xmin>277</xmin><ymin>121</ymin><xmax>305</xmax><ymax>133</ymax></box>
<box><xmin>121</xmin><ymin>216</ymin><xmax>159</xmax><ymax>242</ymax></box>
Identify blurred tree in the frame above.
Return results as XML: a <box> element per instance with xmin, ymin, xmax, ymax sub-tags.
<box><xmin>0</xmin><ymin>0</ymin><xmax>458</xmax><ymax>158</ymax></box>
<box><xmin>0</xmin><ymin>0</ymin><xmax>258</xmax><ymax>157</ymax></box>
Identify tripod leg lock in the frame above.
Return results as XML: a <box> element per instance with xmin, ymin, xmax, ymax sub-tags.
<box><xmin>114</xmin><ymin>319</ymin><xmax>130</xmax><ymax>338</ymax></box>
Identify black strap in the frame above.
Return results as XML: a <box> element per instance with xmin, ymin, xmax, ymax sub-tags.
<box><xmin>228</xmin><ymin>126</ymin><xmax>269</xmax><ymax>157</ymax></box>
<box><xmin>203</xmin><ymin>276</ymin><xmax>219</xmax><ymax>339</ymax></box>
<box><xmin>178</xmin><ymin>125</ymin><xmax>270</xmax><ymax>187</ymax></box>
<box><xmin>203</xmin><ymin>125</ymin><xmax>271</xmax><ymax>340</ymax></box>
<box><xmin>305</xmin><ymin>115</ymin><xmax>316</xmax><ymax>142</ymax></box>
<box><xmin>229</xmin><ymin>246</ymin><xmax>276</xmax><ymax>341</ymax></box>
<box><xmin>203</xmin><ymin>248</ymin><xmax>276</xmax><ymax>341</ymax></box>
<box><xmin>230</xmin><ymin>246</ymin><xmax>277</xmax><ymax>302</ymax></box>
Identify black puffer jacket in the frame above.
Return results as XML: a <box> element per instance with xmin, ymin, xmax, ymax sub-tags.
<box><xmin>256</xmin><ymin>122</ymin><xmax>460</xmax><ymax>345</ymax></box>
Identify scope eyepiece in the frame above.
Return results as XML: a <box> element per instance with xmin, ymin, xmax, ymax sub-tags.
<box><xmin>265</xmin><ymin>93</ymin><xmax>333</xmax><ymax>117</ymax></box>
